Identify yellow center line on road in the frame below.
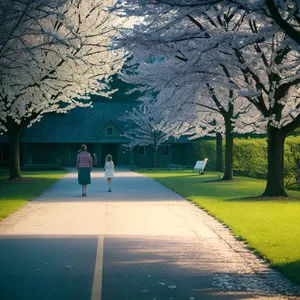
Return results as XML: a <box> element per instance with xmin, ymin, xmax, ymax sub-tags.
<box><xmin>91</xmin><ymin>236</ymin><xmax>104</xmax><ymax>300</ymax></box>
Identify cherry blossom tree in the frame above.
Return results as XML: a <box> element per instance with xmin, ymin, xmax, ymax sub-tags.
<box><xmin>0</xmin><ymin>1</ymin><xmax>66</xmax><ymax>61</ymax></box>
<box><xmin>113</xmin><ymin>0</ymin><xmax>300</xmax><ymax>45</ymax></box>
<box><xmin>146</xmin><ymin>78</ymin><xmax>263</xmax><ymax>180</ymax></box>
<box><xmin>0</xmin><ymin>0</ymin><xmax>124</xmax><ymax>179</ymax></box>
<box><xmin>117</xmin><ymin>5</ymin><xmax>265</xmax><ymax>181</ymax></box>
<box><xmin>114</xmin><ymin>1</ymin><xmax>300</xmax><ymax>196</ymax></box>
<box><xmin>120</xmin><ymin>95</ymin><xmax>190</xmax><ymax>167</ymax></box>
<box><xmin>232</xmin><ymin>22</ymin><xmax>300</xmax><ymax>196</ymax></box>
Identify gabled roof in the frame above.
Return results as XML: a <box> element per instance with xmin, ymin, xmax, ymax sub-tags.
<box><xmin>0</xmin><ymin>99</ymin><xmax>194</xmax><ymax>144</ymax></box>
<box><xmin>19</xmin><ymin>101</ymin><xmax>135</xmax><ymax>143</ymax></box>
<box><xmin>89</xmin><ymin>119</ymin><xmax>124</xmax><ymax>140</ymax></box>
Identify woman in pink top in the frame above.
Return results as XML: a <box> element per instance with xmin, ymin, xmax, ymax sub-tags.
<box><xmin>77</xmin><ymin>144</ymin><xmax>92</xmax><ymax>197</ymax></box>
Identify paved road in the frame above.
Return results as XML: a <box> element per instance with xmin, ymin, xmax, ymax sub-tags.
<box><xmin>0</xmin><ymin>169</ymin><xmax>299</xmax><ymax>300</ymax></box>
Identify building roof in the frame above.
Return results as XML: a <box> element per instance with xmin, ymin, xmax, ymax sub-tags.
<box><xmin>22</xmin><ymin>101</ymin><xmax>134</xmax><ymax>143</ymax></box>
<box><xmin>0</xmin><ymin>99</ymin><xmax>193</xmax><ymax>144</ymax></box>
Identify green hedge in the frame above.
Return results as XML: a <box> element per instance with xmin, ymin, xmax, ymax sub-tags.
<box><xmin>285</xmin><ymin>137</ymin><xmax>300</xmax><ymax>187</ymax></box>
<box><xmin>193</xmin><ymin>139</ymin><xmax>216</xmax><ymax>171</ymax></box>
<box><xmin>233</xmin><ymin>138</ymin><xmax>268</xmax><ymax>178</ymax></box>
<box><xmin>194</xmin><ymin>136</ymin><xmax>300</xmax><ymax>186</ymax></box>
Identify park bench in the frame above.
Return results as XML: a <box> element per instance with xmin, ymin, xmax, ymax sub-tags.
<box><xmin>193</xmin><ymin>158</ymin><xmax>208</xmax><ymax>175</ymax></box>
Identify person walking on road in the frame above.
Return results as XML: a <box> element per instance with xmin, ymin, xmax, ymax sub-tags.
<box><xmin>77</xmin><ymin>144</ymin><xmax>92</xmax><ymax>197</ymax></box>
<box><xmin>104</xmin><ymin>154</ymin><xmax>114</xmax><ymax>192</ymax></box>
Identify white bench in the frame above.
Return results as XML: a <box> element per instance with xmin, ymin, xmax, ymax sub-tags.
<box><xmin>193</xmin><ymin>158</ymin><xmax>208</xmax><ymax>175</ymax></box>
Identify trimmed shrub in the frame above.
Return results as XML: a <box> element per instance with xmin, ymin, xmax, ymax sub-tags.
<box><xmin>285</xmin><ymin>137</ymin><xmax>300</xmax><ymax>187</ymax></box>
<box><xmin>233</xmin><ymin>138</ymin><xmax>268</xmax><ymax>178</ymax></box>
<box><xmin>193</xmin><ymin>139</ymin><xmax>216</xmax><ymax>170</ymax></box>
<box><xmin>233</xmin><ymin>137</ymin><xmax>300</xmax><ymax>186</ymax></box>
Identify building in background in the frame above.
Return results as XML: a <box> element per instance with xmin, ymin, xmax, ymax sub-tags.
<box><xmin>0</xmin><ymin>100</ymin><xmax>197</xmax><ymax>168</ymax></box>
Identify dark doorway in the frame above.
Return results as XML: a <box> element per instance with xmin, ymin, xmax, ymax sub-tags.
<box><xmin>102</xmin><ymin>144</ymin><xmax>118</xmax><ymax>164</ymax></box>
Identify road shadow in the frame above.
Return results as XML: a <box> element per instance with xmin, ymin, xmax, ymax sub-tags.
<box><xmin>0</xmin><ymin>235</ymin><xmax>299</xmax><ymax>300</ymax></box>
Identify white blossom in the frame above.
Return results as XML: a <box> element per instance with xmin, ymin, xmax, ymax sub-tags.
<box><xmin>0</xmin><ymin>0</ymin><xmax>124</xmax><ymax>133</ymax></box>
<box><xmin>120</xmin><ymin>95</ymin><xmax>190</xmax><ymax>150</ymax></box>
<box><xmin>114</xmin><ymin>1</ymin><xmax>299</xmax><ymax>138</ymax></box>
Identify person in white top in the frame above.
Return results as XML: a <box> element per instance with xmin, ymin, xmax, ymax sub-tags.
<box><xmin>104</xmin><ymin>154</ymin><xmax>114</xmax><ymax>192</ymax></box>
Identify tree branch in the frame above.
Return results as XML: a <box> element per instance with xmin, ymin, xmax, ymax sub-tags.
<box><xmin>266</xmin><ymin>0</ymin><xmax>300</xmax><ymax>44</ymax></box>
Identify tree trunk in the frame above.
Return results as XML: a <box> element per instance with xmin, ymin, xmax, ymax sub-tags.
<box><xmin>154</xmin><ymin>149</ymin><xmax>157</xmax><ymax>168</ymax></box>
<box><xmin>216</xmin><ymin>132</ymin><xmax>223</xmax><ymax>171</ymax></box>
<box><xmin>262</xmin><ymin>125</ymin><xmax>287</xmax><ymax>197</ymax></box>
<box><xmin>7</xmin><ymin>120</ymin><xmax>23</xmax><ymax>179</ymax></box>
<box><xmin>222</xmin><ymin>121</ymin><xmax>233</xmax><ymax>180</ymax></box>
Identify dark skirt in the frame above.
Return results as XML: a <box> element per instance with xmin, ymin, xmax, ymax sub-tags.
<box><xmin>78</xmin><ymin>168</ymin><xmax>91</xmax><ymax>185</ymax></box>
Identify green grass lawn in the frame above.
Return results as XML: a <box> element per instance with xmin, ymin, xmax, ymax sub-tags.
<box><xmin>138</xmin><ymin>169</ymin><xmax>300</xmax><ymax>285</ymax></box>
<box><xmin>0</xmin><ymin>170</ymin><xmax>67</xmax><ymax>221</ymax></box>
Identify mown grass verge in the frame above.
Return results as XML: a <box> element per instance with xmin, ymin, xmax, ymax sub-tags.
<box><xmin>0</xmin><ymin>170</ymin><xmax>67</xmax><ymax>221</ymax></box>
